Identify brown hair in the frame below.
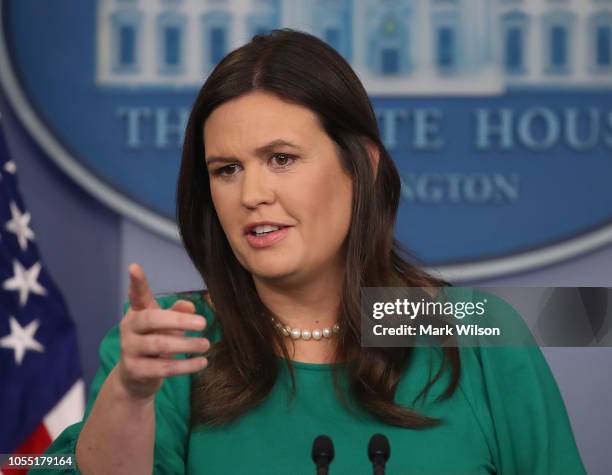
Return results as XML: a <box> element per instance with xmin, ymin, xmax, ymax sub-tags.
<box><xmin>176</xmin><ymin>28</ymin><xmax>460</xmax><ymax>429</ymax></box>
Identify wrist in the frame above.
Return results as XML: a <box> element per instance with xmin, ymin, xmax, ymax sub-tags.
<box><xmin>109</xmin><ymin>365</ymin><xmax>157</xmax><ymax>408</ymax></box>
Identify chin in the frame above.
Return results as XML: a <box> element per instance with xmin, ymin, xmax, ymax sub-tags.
<box><xmin>253</xmin><ymin>267</ymin><xmax>298</xmax><ymax>280</ymax></box>
<box><xmin>248</xmin><ymin>262</ymin><xmax>301</xmax><ymax>281</ymax></box>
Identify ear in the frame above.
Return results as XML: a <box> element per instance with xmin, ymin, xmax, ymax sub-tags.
<box><xmin>361</xmin><ymin>137</ymin><xmax>381</xmax><ymax>181</ymax></box>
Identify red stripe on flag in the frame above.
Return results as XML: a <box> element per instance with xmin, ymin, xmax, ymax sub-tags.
<box><xmin>3</xmin><ymin>423</ymin><xmax>52</xmax><ymax>475</ymax></box>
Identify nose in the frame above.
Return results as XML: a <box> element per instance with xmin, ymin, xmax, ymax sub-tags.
<box><xmin>240</xmin><ymin>164</ymin><xmax>275</xmax><ymax>209</ymax></box>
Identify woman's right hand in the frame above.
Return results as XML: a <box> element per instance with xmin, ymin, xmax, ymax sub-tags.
<box><xmin>116</xmin><ymin>263</ymin><xmax>210</xmax><ymax>401</ymax></box>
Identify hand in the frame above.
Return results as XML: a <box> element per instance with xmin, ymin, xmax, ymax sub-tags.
<box><xmin>116</xmin><ymin>263</ymin><xmax>209</xmax><ymax>401</ymax></box>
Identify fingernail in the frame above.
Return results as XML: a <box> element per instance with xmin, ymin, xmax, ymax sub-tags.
<box><xmin>192</xmin><ymin>316</ymin><xmax>206</xmax><ymax>327</ymax></box>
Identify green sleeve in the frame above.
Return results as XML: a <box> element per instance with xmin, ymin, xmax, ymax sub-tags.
<box><xmin>464</xmin><ymin>291</ymin><xmax>587</xmax><ymax>475</ymax></box>
<box><xmin>28</xmin><ymin>293</ymin><xmax>208</xmax><ymax>475</ymax></box>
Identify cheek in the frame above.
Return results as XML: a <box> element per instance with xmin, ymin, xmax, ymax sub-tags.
<box><xmin>331</xmin><ymin>174</ymin><xmax>353</xmax><ymax>237</ymax></box>
<box><xmin>306</xmin><ymin>174</ymin><xmax>353</xmax><ymax>241</ymax></box>
<box><xmin>334</xmin><ymin>181</ymin><xmax>354</xmax><ymax>234</ymax></box>
<box><xmin>210</xmin><ymin>184</ymin><xmax>236</xmax><ymax>233</ymax></box>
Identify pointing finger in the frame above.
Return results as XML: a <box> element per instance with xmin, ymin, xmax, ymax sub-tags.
<box><xmin>128</xmin><ymin>263</ymin><xmax>159</xmax><ymax>311</ymax></box>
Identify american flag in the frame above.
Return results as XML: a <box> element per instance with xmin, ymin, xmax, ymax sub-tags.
<box><xmin>0</xmin><ymin>114</ymin><xmax>84</xmax><ymax>473</ymax></box>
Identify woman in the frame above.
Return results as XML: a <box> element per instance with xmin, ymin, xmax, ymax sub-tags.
<box><xmin>32</xmin><ymin>29</ymin><xmax>586</xmax><ymax>474</ymax></box>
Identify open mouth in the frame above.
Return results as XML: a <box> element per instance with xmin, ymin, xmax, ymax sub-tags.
<box><xmin>249</xmin><ymin>226</ymin><xmax>288</xmax><ymax>237</ymax></box>
<box><xmin>245</xmin><ymin>226</ymin><xmax>291</xmax><ymax>248</ymax></box>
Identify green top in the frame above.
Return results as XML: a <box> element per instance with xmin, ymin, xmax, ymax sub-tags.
<box><xmin>30</xmin><ymin>291</ymin><xmax>586</xmax><ymax>475</ymax></box>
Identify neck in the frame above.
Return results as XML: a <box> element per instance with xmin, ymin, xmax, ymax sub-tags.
<box><xmin>253</xmin><ymin>266</ymin><xmax>344</xmax><ymax>332</ymax></box>
<box><xmin>279</xmin><ymin>338</ymin><xmax>339</xmax><ymax>364</ymax></box>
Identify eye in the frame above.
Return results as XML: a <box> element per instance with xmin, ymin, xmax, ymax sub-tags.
<box><xmin>271</xmin><ymin>153</ymin><xmax>296</xmax><ymax>168</ymax></box>
<box><xmin>212</xmin><ymin>164</ymin><xmax>240</xmax><ymax>178</ymax></box>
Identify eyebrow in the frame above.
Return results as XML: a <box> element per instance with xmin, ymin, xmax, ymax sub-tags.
<box><xmin>205</xmin><ymin>139</ymin><xmax>303</xmax><ymax>166</ymax></box>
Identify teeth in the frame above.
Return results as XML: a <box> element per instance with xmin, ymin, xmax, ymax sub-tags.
<box><xmin>252</xmin><ymin>224</ymin><xmax>281</xmax><ymax>235</ymax></box>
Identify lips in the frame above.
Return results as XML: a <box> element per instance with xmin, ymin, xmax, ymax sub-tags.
<box><xmin>244</xmin><ymin>222</ymin><xmax>291</xmax><ymax>235</ymax></box>
<box><xmin>245</xmin><ymin>226</ymin><xmax>291</xmax><ymax>248</ymax></box>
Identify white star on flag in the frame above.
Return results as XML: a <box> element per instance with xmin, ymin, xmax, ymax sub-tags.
<box><xmin>2</xmin><ymin>260</ymin><xmax>47</xmax><ymax>307</ymax></box>
<box><xmin>5</xmin><ymin>201</ymin><xmax>35</xmax><ymax>251</ymax></box>
<box><xmin>4</xmin><ymin>159</ymin><xmax>16</xmax><ymax>173</ymax></box>
<box><xmin>0</xmin><ymin>316</ymin><xmax>45</xmax><ymax>365</ymax></box>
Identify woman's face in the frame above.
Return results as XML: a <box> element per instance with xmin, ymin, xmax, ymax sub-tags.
<box><xmin>204</xmin><ymin>91</ymin><xmax>353</xmax><ymax>285</ymax></box>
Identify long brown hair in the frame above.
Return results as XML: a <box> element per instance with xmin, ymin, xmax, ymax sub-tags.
<box><xmin>176</xmin><ymin>28</ymin><xmax>460</xmax><ymax>429</ymax></box>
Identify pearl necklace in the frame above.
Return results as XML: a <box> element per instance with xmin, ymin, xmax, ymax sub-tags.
<box><xmin>271</xmin><ymin>317</ymin><xmax>340</xmax><ymax>341</ymax></box>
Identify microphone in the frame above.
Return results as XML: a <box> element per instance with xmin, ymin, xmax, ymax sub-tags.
<box><xmin>312</xmin><ymin>435</ymin><xmax>335</xmax><ymax>475</ymax></box>
<box><xmin>368</xmin><ymin>433</ymin><xmax>390</xmax><ymax>475</ymax></box>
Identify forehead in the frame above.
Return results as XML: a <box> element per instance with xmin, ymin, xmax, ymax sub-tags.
<box><xmin>203</xmin><ymin>91</ymin><xmax>323</xmax><ymax>151</ymax></box>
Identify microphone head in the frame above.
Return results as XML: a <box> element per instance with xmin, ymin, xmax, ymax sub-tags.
<box><xmin>312</xmin><ymin>435</ymin><xmax>335</xmax><ymax>464</ymax></box>
<box><xmin>368</xmin><ymin>433</ymin><xmax>391</xmax><ymax>463</ymax></box>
